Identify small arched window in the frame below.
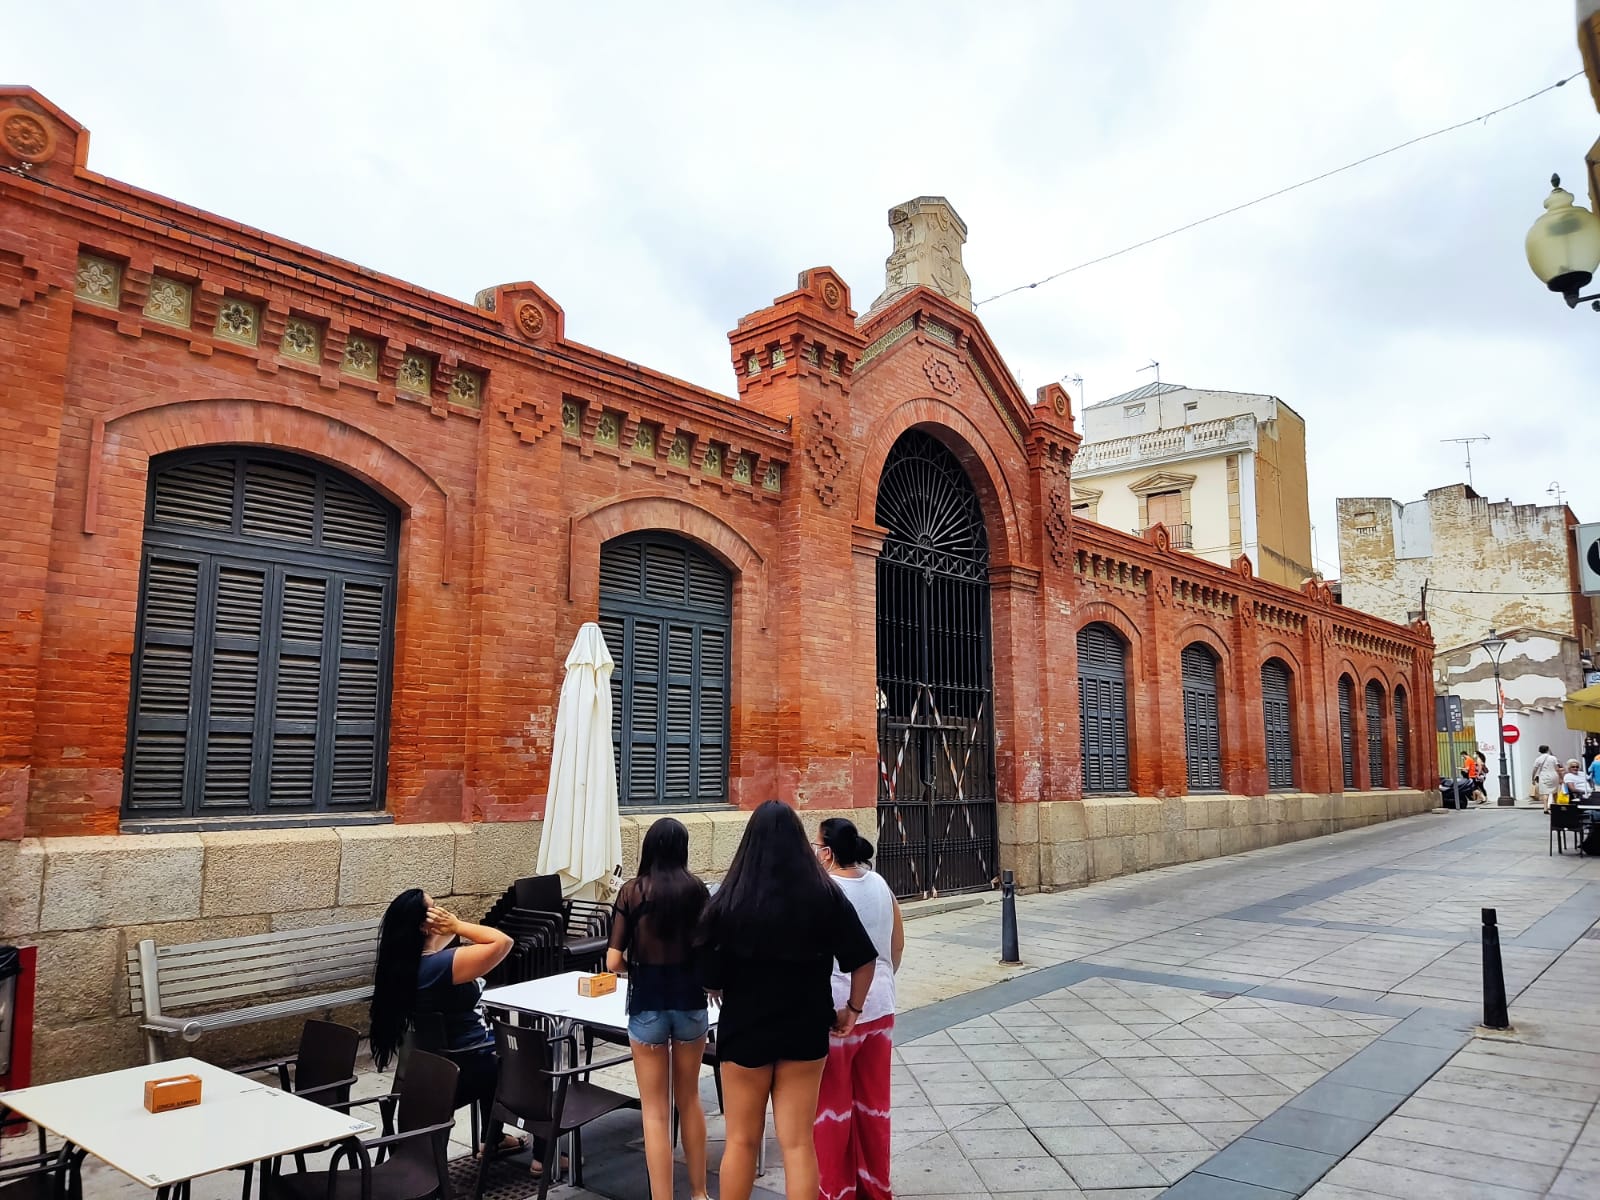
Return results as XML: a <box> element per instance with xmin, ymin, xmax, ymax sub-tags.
<box><xmin>1394</xmin><ymin>686</ymin><xmax>1411</xmax><ymax>788</ymax></box>
<box><xmin>1180</xmin><ymin>644</ymin><xmax>1222</xmax><ymax>792</ymax></box>
<box><xmin>1260</xmin><ymin>659</ymin><xmax>1295</xmax><ymax>791</ymax></box>
<box><xmin>1337</xmin><ymin>675</ymin><xmax>1357</xmax><ymax>790</ymax></box>
<box><xmin>1077</xmin><ymin>624</ymin><xmax>1129</xmax><ymax>793</ymax></box>
<box><xmin>1365</xmin><ymin>680</ymin><xmax>1388</xmax><ymax>788</ymax></box>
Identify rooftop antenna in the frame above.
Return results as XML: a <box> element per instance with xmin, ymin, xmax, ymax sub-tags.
<box><xmin>1064</xmin><ymin>373</ymin><xmax>1083</xmax><ymax>407</ymax></box>
<box><xmin>1137</xmin><ymin>359</ymin><xmax>1160</xmax><ymax>387</ymax></box>
<box><xmin>1548</xmin><ymin>480</ymin><xmax>1566</xmax><ymax>508</ymax></box>
<box><xmin>1440</xmin><ymin>434</ymin><xmax>1490</xmax><ymax>489</ymax></box>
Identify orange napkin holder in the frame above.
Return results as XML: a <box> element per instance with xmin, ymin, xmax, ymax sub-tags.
<box><xmin>578</xmin><ymin>972</ymin><xmax>617</xmax><ymax>998</ymax></box>
<box><xmin>143</xmin><ymin>1074</ymin><xmax>202</xmax><ymax>1114</ymax></box>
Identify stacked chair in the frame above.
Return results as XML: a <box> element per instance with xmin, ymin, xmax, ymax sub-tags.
<box><xmin>481</xmin><ymin>875</ymin><xmax>613</xmax><ymax>986</ymax></box>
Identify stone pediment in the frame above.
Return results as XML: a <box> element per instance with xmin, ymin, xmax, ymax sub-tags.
<box><xmin>1128</xmin><ymin>471</ymin><xmax>1198</xmax><ymax>496</ymax></box>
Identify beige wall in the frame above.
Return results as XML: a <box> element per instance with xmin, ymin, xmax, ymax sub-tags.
<box><xmin>1073</xmin><ymin>454</ymin><xmax>1236</xmax><ymax>569</ymax></box>
<box><xmin>1254</xmin><ymin>403</ymin><xmax>1314</xmax><ymax>586</ymax></box>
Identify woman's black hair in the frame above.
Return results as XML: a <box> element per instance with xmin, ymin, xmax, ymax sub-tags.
<box><xmin>699</xmin><ymin>800</ymin><xmax>838</xmax><ymax>953</ymax></box>
<box><xmin>819</xmin><ymin>817</ymin><xmax>874</xmax><ymax>868</ymax></box>
<box><xmin>634</xmin><ymin>817</ymin><xmax>706</xmax><ymax>941</ymax></box>
<box><xmin>369</xmin><ymin>887</ymin><xmax>427</xmax><ymax>1072</ymax></box>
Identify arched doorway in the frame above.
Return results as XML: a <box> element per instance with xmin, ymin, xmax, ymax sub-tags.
<box><xmin>125</xmin><ymin>448</ymin><xmax>399</xmax><ymax>818</ymax></box>
<box><xmin>874</xmin><ymin>430</ymin><xmax>997</xmax><ymax>899</ymax></box>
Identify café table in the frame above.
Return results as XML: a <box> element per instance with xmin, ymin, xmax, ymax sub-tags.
<box><xmin>0</xmin><ymin>1056</ymin><xmax>373</xmax><ymax>1200</ymax></box>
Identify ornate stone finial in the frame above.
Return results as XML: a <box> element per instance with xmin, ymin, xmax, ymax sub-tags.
<box><xmin>869</xmin><ymin>196</ymin><xmax>973</xmax><ymax>314</ymax></box>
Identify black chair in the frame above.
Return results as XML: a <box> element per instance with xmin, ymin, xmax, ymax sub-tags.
<box><xmin>234</xmin><ymin>1019</ymin><xmax>361</xmax><ymax>1198</ymax></box>
<box><xmin>262</xmin><ymin>1050</ymin><xmax>459</xmax><ymax>1200</ymax></box>
<box><xmin>402</xmin><ymin>1011</ymin><xmax>490</xmax><ymax>1153</ymax></box>
<box><xmin>481</xmin><ymin>876</ymin><xmax>612</xmax><ymax>981</ymax></box>
<box><xmin>1550</xmin><ymin>804</ymin><xmax>1583</xmax><ymax>855</ymax></box>
<box><xmin>0</xmin><ymin>1107</ymin><xmax>48</xmax><ymax>1167</ymax></box>
<box><xmin>473</xmin><ymin>1019</ymin><xmax>639</xmax><ymax>1200</ymax></box>
<box><xmin>0</xmin><ymin>1128</ymin><xmax>73</xmax><ymax>1200</ymax></box>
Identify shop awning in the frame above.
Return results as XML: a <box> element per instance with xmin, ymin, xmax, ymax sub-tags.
<box><xmin>1563</xmin><ymin>682</ymin><xmax>1600</xmax><ymax>733</ymax></box>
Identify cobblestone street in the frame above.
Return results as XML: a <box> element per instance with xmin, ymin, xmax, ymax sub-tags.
<box><xmin>62</xmin><ymin>807</ymin><xmax>1600</xmax><ymax>1199</ymax></box>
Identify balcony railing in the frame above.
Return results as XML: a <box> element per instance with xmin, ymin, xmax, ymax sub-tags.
<box><xmin>1134</xmin><ymin>522</ymin><xmax>1193</xmax><ymax>549</ymax></box>
<box><xmin>1075</xmin><ymin>414</ymin><xmax>1258</xmax><ymax>474</ymax></box>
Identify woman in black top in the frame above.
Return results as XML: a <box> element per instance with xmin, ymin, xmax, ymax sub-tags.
<box><xmin>606</xmin><ymin>818</ymin><xmax>712</xmax><ymax>1200</ymax></box>
<box><xmin>697</xmin><ymin>801</ymin><xmax>877</xmax><ymax>1200</ymax></box>
<box><xmin>370</xmin><ymin>889</ymin><xmax>554</xmax><ymax>1173</ymax></box>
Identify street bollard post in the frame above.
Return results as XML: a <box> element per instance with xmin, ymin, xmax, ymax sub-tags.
<box><xmin>1482</xmin><ymin>907</ymin><xmax>1509</xmax><ymax>1030</ymax></box>
<box><xmin>1000</xmin><ymin>869</ymin><xmax>1021</xmax><ymax>964</ymax></box>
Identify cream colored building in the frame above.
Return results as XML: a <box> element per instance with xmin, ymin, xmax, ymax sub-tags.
<box><xmin>1071</xmin><ymin>383</ymin><xmax>1314</xmax><ymax>586</ymax></box>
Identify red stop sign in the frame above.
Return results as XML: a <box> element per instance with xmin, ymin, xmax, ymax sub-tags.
<box><xmin>1502</xmin><ymin>724</ymin><xmax>1521</xmax><ymax>744</ymax></box>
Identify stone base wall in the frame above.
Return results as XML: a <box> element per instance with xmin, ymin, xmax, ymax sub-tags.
<box><xmin>0</xmin><ymin>808</ymin><xmax>853</xmax><ymax>1083</ymax></box>
<box><xmin>998</xmin><ymin>790</ymin><xmax>1435</xmax><ymax>890</ymax></box>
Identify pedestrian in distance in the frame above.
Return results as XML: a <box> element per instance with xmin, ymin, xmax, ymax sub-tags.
<box><xmin>697</xmin><ymin>800</ymin><xmax>877</xmax><ymax>1200</ymax></box>
<box><xmin>1461</xmin><ymin>751</ymin><xmax>1486</xmax><ymax>802</ymax></box>
<box><xmin>605</xmin><ymin>818</ymin><xmax>713</xmax><ymax>1200</ymax></box>
<box><xmin>1562</xmin><ymin>758</ymin><xmax>1593</xmax><ymax>803</ymax></box>
<box><xmin>1588</xmin><ymin>751</ymin><xmax>1600</xmax><ymax>795</ymax></box>
<box><xmin>1532</xmin><ymin>744</ymin><xmax>1562</xmax><ymax>811</ymax></box>
<box><xmin>812</xmin><ymin>818</ymin><xmax>903</xmax><ymax>1200</ymax></box>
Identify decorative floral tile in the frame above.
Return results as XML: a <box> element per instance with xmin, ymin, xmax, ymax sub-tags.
<box><xmin>75</xmin><ymin>254</ymin><xmax>121</xmax><ymax>307</ymax></box>
<box><xmin>143</xmin><ymin>277</ymin><xmax>192</xmax><ymax>327</ymax></box>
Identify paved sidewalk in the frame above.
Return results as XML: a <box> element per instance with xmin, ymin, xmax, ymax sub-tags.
<box><xmin>42</xmin><ymin>806</ymin><xmax>1600</xmax><ymax>1200</ymax></box>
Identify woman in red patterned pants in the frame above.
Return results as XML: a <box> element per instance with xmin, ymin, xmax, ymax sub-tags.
<box><xmin>813</xmin><ymin>819</ymin><xmax>904</xmax><ymax>1200</ymax></box>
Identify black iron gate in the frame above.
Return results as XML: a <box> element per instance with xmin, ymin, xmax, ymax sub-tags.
<box><xmin>874</xmin><ymin>431</ymin><xmax>997</xmax><ymax>900</ymax></box>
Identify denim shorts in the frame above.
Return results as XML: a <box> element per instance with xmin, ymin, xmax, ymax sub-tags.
<box><xmin>628</xmin><ymin>1007</ymin><xmax>709</xmax><ymax>1046</ymax></box>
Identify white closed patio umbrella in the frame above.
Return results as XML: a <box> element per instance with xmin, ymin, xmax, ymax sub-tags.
<box><xmin>536</xmin><ymin>622</ymin><xmax>622</xmax><ymax>900</ymax></box>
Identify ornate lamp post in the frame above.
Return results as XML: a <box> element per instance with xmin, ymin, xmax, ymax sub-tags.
<box><xmin>1482</xmin><ymin>631</ymin><xmax>1513</xmax><ymax>806</ymax></box>
<box><xmin>1525</xmin><ymin>175</ymin><xmax>1600</xmax><ymax>310</ymax></box>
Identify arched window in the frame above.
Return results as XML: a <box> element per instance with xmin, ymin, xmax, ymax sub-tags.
<box><xmin>1078</xmin><ymin>624</ymin><xmax>1129</xmax><ymax>792</ymax></box>
<box><xmin>1181</xmin><ymin>644</ymin><xmax>1222</xmax><ymax>791</ymax></box>
<box><xmin>598</xmin><ymin>535</ymin><xmax>731</xmax><ymax>806</ymax></box>
<box><xmin>1260</xmin><ymin>659</ymin><xmax>1295</xmax><ymax>790</ymax></box>
<box><xmin>1337</xmin><ymin>675</ymin><xmax>1357</xmax><ymax>790</ymax></box>
<box><xmin>1395</xmin><ymin>686</ymin><xmax>1411</xmax><ymax>788</ymax></box>
<box><xmin>125</xmin><ymin>450</ymin><xmax>398</xmax><ymax>818</ymax></box>
<box><xmin>1365</xmin><ymin>680</ymin><xmax>1388</xmax><ymax>788</ymax></box>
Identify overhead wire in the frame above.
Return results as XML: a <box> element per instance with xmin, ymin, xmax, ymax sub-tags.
<box><xmin>976</xmin><ymin>71</ymin><xmax>1585</xmax><ymax>307</ymax></box>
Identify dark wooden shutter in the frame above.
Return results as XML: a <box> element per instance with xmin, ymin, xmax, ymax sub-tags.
<box><xmin>600</xmin><ymin>534</ymin><xmax>730</xmax><ymax>805</ymax></box>
<box><xmin>1394</xmin><ymin>687</ymin><xmax>1411</xmax><ymax>788</ymax></box>
<box><xmin>1261</xmin><ymin>659</ymin><xmax>1294</xmax><ymax>790</ymax></box>
<box><xmin>1077</xmin><ymin>624</ymin><xmax>1129</xmax><ymax>792</ymax></box>
<box><xmin>125</xmin><ymin>450</ymin><xmax>396</xmax><ymax>819</ymax></box>
<box><xmin>1338</xmin><ymin>676</ymin><xmax>1356</xmax><ymax>790</ymax></box>
<box><xmin>1365</xmin><ymin>681</ymin><xmax>1387</xmax><ymax>788</ymax></box>
<box><xmin>1181</xmin><ymin>644</ymin><xmax>1222</xmax><ymax>791</ymax></box>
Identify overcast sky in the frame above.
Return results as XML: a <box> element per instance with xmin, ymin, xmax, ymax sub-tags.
<box><xmin>10</xmin><ymin>1</ymin><xmax>1596</xmax><ymax>583</ymax></box>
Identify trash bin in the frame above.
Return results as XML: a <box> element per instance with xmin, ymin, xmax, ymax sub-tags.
<box><xmin>0</xmin><ymin>944</ymin><xmax>36</xmax><ymax>1095</ymax></box>
<box><xmin>1438</xmin><ymin>778</ymin><xmax>1471</xmax><ymax>810</ymax></box>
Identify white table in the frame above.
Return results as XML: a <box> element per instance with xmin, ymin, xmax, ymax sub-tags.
<box><xmin>482</xmin><ymin>972</ymin><xmax>758</xmax><ymax>1176</ymax></box>
<box><xmin>0</xmin><ymin>1056</ymin><xmax>373</xmax><ymax>1199</ymax></box>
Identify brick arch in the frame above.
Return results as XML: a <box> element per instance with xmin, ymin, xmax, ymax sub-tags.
<box><xmin>1257</xmin><ymin>640</ymin><xmax>1305</xmax><ymax>678</ymax></box>
<box><xmin>1362</xmin><ymin>663</ymin><xmax>1397</xmax><ymax>691</ymax></box>
<box><xmin>568</xmin><ymin>492</ymin><xmax>768</xmax><ymax>627</ymax></box>
<box><xmin>89</xmin><ymin>395</ymin><xmax>453</xmax><ymax>580</ymax></box>
<box><xmin>1175</xmin><ymin>622</ymin><xmax>1231</xmax><ymax>670</ymax></box>
<box><xmin>854</xmin><ymin>397</ymin><xmax>1024</xmax><ymax>569</ymax></box>
<box><xmin>1074</xmin><ymin>600</ymin><xmax>1143</xmax><ymax>655</ymax></box>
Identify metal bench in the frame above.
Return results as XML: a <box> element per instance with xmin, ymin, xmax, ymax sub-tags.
<box><xmin>127</xmin><ymin>920</ymin><xmax>379</xmax><ymax>1063</ymax></box>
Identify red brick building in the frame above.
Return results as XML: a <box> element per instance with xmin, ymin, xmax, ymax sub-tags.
<box><xmin>1</xmin><ymin>84</ymin><xmax>1433</xmax><ymax>989</ymax></box>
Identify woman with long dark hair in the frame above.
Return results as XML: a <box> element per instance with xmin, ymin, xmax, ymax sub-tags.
<box><xmin>606</xmin><ymin>817</ymin><xmax>712</xmax><ymax>1200</ymax></box>
<box><xmin>812</xmin><ymin>818</ymin><xmax>903</xmax><ymax>1200</ymax></box>
<box><xmin>370</xmin><ymin>889</ymin><xmax>549</xmax><ymax>1167</ymax></box>
<box><xmin>698</xmin><ymin>801</ymin><xmax>877</xmax><ymax>1200</ymax></box>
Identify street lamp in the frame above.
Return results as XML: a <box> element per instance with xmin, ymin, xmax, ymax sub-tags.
<box><xmin>1482</xmin><ymin>630</ymin><xmax>1513</xmax><ymax>806</ymax></box>
<box><xmin>1525</xmin><ymin>175</ymin><xmax>1600</xmax><ymax>311</ymax></box>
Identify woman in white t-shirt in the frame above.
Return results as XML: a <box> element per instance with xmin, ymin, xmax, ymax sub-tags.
<box><xmin>812</xmin><ymin>818</ymin><xmax>903</xmax><ymax>1200</ymax></box>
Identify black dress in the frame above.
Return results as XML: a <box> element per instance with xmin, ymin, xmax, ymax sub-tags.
<box><xmin>699</xmin><ymin>885</ymin><xmax>877</xmax><ymax>1067</ymax></box>
<box><xmin>608</xmin><ymin>875</ymin><xmax>710</xmax><ymax>1015</ymax></box>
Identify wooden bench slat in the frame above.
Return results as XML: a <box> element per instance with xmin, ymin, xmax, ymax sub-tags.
<box><xmin>148</xmin><ymin>939</ymin><xmax>376</xmax><ymax>984</ymax></box>
<box><xmin>155</xmin><ymin>961</ymin><xmax>377</xmax><ymax>1008</ymax></box>
<box><xmin>158</xmin><ymin>962</ymin><xmax>379</xmax><ymax>1010</ymax></box>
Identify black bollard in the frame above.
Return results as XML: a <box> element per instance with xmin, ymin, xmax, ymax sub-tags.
<box><xmin>1000</xmin><ymin>869</ymin><xmax>1021</xmax><ymax>964</ymax></box>
<box><xmin>1482</xmin><ymin>907</ymin><xmax>1509</xmax><ymax>1030</ymax></box>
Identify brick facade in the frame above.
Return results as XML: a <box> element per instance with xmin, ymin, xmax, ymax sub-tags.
<box><xmin>0</xmin><ymin>87</ymin><xmax>1435</xmax><ymax>851</ymax></box>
